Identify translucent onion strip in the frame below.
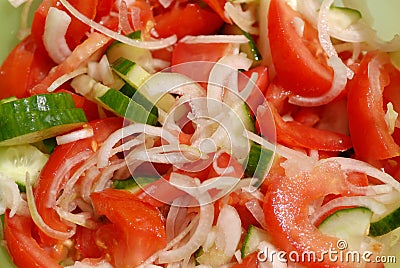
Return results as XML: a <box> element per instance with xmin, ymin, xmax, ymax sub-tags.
<box><xmin>43</xmin><ymin>7</ymin><xmax>72</xmax><ymax>64</ymax></box>
<box><xmin>47</xmin><ymin>67</ymin><xmax>88</xmax><ymax>92</ymax></box>
<box><xmin>26</xmin><ymin>174</ymin><xmax>75</xmax><ymax>240</ymax></box>
<box><xmin>56</xmin><ymin>125</ymin><xmax>94</xmax><ymax>145</ymax></box>
<box><xmin>157</xmin><ymin>173</ymin><xmax>214</xmax><ymax>264</ymax></box>
<box><xmin>59</xmin><ymin>0</ymin><xmax>177</xmax><ymax>50</ymax></box>
<box><xmin>180</xmin><ymin>35</ymin><xmax>249</xmax><ymax>44</ymax></box>
<box><xmin>318</xmin><ymin>0</ymin><xmax>353</xmax><ymax>78</ymax></box>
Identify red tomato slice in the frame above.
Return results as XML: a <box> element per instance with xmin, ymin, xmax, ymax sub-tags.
<box><xmin>263</xmin><ymin>162</ymin><xmax>358</xmax><ymax>267</ymax></box>
<box><xmin>268</xmin><ymin>0</ymin><xmax>333</xmax><ymax>97</ymax></box>
<box><xmin>201</xmin><ymin>0</ymin><xmax>231</xmax><ymax>23</ymax></box>
<box><xmin>154</xmin><ymin>4</ymin><xmax>224</xmax><ymax>39</ymax></box>
<box><xmin>171</xmin><ymin>43</ymin><xmax>234</xmax><ymax>65</ymax></box>
<box><xmin>34</xmin><ymin>118</ymin><xmax>123</xmax><ymax>245</ymax></box>
<box><xmin>4</xmin><ymin>212</ymin><xmax>61</xmax><ymax>268</ymax></box>
<box><xmin>91</xmin><ymin>188</ymin><xmax>167</xmax><ymax>267</ymax></box>
<box><xmin>261</xmin><ymin>102</ymin><xmax>352</xmax><ymax>152</ymax></box>
<box><xmin>347</xmin><ymin>52</ymin><xmax>400</xmax><ymax>160</ymax></box>
<box><xmin>0</xmin><ymin>35</ymin><xmax>53</xmax><ymax>99</ymax></box>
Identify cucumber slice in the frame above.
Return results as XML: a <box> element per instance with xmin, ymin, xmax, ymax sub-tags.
<box><xmin>118</xmin><ymin>82</ymin><xmax>158</xmax><ymax>117</ymax></box>
<box><xmin>0</xmin><ymin>92</ymin><xmax>76</xmax><ymax>114</ymax></box>
<box><xmin>241</xmin><ymin>225</ymin><xmax>270</xmax><ymax>258</ymax></box>
<box><xmin>111</xmin><ymin>57</ymin><xmax>151</xmax><ymax>90</ymax></box>
<box><xmin>241</xmin><ymin>30</ymin><xmax>262</xmax><ymax>62</ymax></box>
<box><xmin>98</xmin><ymin>88</ymin><xmax>158</xmax><ymax>125</ymax></box>
<box><xmin>112</xmin><ymin>58</ymin><xmax>175</xmax><ymax>112</ymax></box>
<box><xmin>195</xmin><ymin>246</ymin><xmax>226</xmax><ymax>267</ymax></box>
<box><xmin>328</xmin><ymin>6</ymin><xmax>362</xmax><ymax>30</ymax></box>
<box><xmin>0</xmin><ymin>144</ymin><xmax>49</xmax><ymax>192</ymax></box>
<box><xmin>113</xmin><ymin>176</ymin><xmax>160</xmax><ymax>194</ymax></box>
<box><xmin>243</xmin><ymin>142</ymin><xmax>273</xmax><ymax>180</ymax></box>
<box><xmin>318</xmin><ymin>207</ymin><xmax>372</xmax><ymax>250</ymax></box>
<box><xmin>71</xmin><ymin>75</ymin><xmax>158</xmax><ymax>125</ymax></box>
<box><xmin>223</xmin><ymin>89</ymin><xmax>255</xmax><ymax>133</ymax></box>
<box><xmin>0</xmin><ymin>108</ymin><xmax>87</xmax><ymax>146</ymax></box>
<box><xmin>370</xmin><ymin>206</ymin><xmax>400</xmax><ymax>237</ymax></box>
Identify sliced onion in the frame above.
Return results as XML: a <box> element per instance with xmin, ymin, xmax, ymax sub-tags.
<box><xmin>118</xmin><ymin>0</ymin><xmax>134</xmax><ymax>35</ymax></box>
<box><xmin>43</xmin><ymin>7</ymin><xmax>72</xmax><ymax>64</ymax></box>
<box><xmin>215</xmin><ymin>205</ymin><xmax>242</xmax><ymax>260</ymax></box>
<box><xmin>55</xmin><ymin>207</ymin><xmax>93</xmax><ymax>228</ymax></box>
<box><xmin>93</xmin><ymin>159</ymin><xmax>127</xmax><ymax>192</ymax></box>
<box><xmin>0</xmin><ymin>174</ymin><xmax>28</xmax><ymax>217</ymax></box>
<box><xmin>48</xmin><ymin>67</ymin><xmax>88</xmax><ymax>92</ymax></box>
<box><xmin>180</xmin><ymin>35</ymin><xmax>249</xmax><ymax>44</ymax></box>
<box><xmin>57</xmin><ymin>156</ymin><xmax>97</xmax><ymax>209</ymax></box>
<box><xmin>48</xmin><ymin>151</ymin><xmax>93</xmax><ymax>208</ymax></box>
<box><xmin>224</xmin><ymin>2</ymin><xmax>258</xmax><ymax>35</ymax></box>
<box><xmin>60</xmin><ymin>0</ymin><xmax>177</xmax><ymax>50</ymax></box>
<box><xmin>56</xmin><ymin>125</ymin><xmax>94</xmax><ymax>145</ymax></box>
<box><xmin>157</xmin><ymin>173</ymin><xmax>214</xmax><ymax>264</ymax></box>
<box><xmin>26</xmin><ymin>174</ymin><xmax>75</xmax><ymax>239</ymax></box>
<box><xmin>88</xmin><ymin>55</ymin><xmax>114</xmax><ymax>86</ymax></box>
<box><xmin>245</xmin><ymin>199</ymin><xmax>268</xmax><ymax>229</ymax></box>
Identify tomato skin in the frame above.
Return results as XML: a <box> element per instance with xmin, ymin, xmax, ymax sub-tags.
<box><xmin>263</xmin><ymin>162</ymin><xmax>356</xmax><ymax>268</ymax></box>
<box><xmin>261</xmin><ymin>102</ymin><xmax>352</xmax><ymax>152</ymax></box>
<box><xmin>154</xmin><ymin>4</ymin><xmax>224</xmax><ymax>39</ymax></box>
<box><xmin>33</xmin><ymin>118</ymin><xmax>123</xmax><ymax>245</ymax></box>
<box><xmin>347</xmin><ymin>52</ymin><xmax>400</xmax><ymax>160</ymax></box>
<box><xmin>0</xmin><ymin>35</ymin><xmax>53</xmax><ymax>99</ymax></box>
<box><xmin>201</xmin><ymin>0</ymin><xmax>231</xmax><ymax>23</ymax></box>
<box><xmin>268</xmin><ymin>0</ymin><xmax>333</xmax><ymax>97</ymax></box>
<box><xmin>91</xmin><ymin>188</ymin><xmax>167</xmax><ymax>268</ymax></box>
<box><xmin>171</xmin><ymin>43</ymin><xmax>233</xmax><ymax>65</ymax></box>
<box><xmin>4</xmin><ymin>212</ymin><xmax>61</xmax><ymax>268</ymax></box>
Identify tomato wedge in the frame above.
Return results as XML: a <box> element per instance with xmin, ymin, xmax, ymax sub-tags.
<box><xmin>154</xmin><ymin>4</ymin><xmax>224</xmax><ymax>39</ymax></box>
<box><xmin>171</xmin><ymin>43</ymin><xmax>234</xmax><ymax>66</ymax></box>
<box><xmin>263</xmin><ymin>161</ymin><xmax>359</xmax><ymax>267</ymax></box>
<box><xmin>268</xmin><ymin>0</ymin><xmax>333</xmax><ymax>97</ymax></box>
<box><xmin>260</xmin><ymin>102</ymin><xmax>352</xmax><ymax>152</ymax></box>
<box><xmin>4</xmin><ymin>212</ymin><xmax>61</xmax><ymax>268</ymax></box>
<box><xmin>91</xmin><ymin>188</ymin><xmax>167</xmax><ymax>267</ymax></box>
<box><xmin>347</xmin><ymin>52</ymin><xmax>400</xmax><ymax>160</ymax></box>
<box><xmin>0</xmin><ymin>35</ymin><xmax>54</xmax><ymax>99</ymax></box>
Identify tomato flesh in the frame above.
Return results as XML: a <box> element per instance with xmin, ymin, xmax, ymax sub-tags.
<box><xmin>268</xmin><ymin>0</ymin><xmax>333</xmax><ymax>97</ymax></box>
<box><xmin>347</xmin><ymin>52</ymin><xmax>400</xmax><ymax>160</ymax></box>
<box><xmin>91</xmin><ymin>188</ymin><xmax>167</xmax><ymax>267</ymax></box>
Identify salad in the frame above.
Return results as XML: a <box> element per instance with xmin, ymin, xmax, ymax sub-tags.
<box><xmin>1</xmin><ymin>0</ymin><xmax>400</xmax><ymax>267</ymax></box>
